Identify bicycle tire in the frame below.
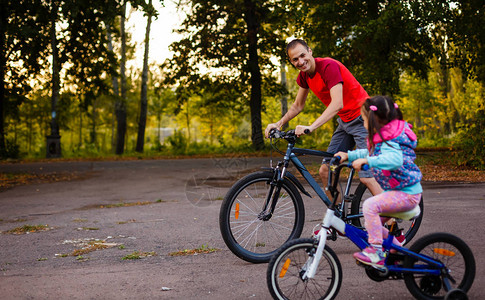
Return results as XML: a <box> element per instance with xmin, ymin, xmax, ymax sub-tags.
<box><xmin>267</xmin><ymin>238</ymin><xmax>342</xmax><ymax>300</ymax></box>
<box><xmin>403</xmin><ymin>232</ymin><xmax>476</xmax><ymax>300</ymax></box>
<box><xmin>350</xmin><ymin>183</ymin><xmax>423</xmax><ymax>245</ymax></box>
<box><xmin>219</xmin><ymin>171</ymin><xmax>305</xmax><ymax>263</ymax></box>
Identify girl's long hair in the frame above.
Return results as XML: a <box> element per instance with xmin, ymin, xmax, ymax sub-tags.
<box><xmin>362</xmin><ymin>95</ymin><xmax>403</xmax><ymax>152</ymax></box>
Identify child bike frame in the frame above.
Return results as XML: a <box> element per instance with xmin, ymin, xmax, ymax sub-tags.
<box><xmin>267</xmin><ymin>161</ymin><xmax>475</xmax><ymax>300</ymax></box>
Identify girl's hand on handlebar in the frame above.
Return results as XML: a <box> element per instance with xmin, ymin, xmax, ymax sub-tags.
<box><xmin>295</xmin><ymin>125</ymin><xmax>311</xmax><ymax>137</ymax></box>
<box><xmin>334</xmin><ymin>152</ymin><xmax>348</xmax><ymax>163</ymax></box>
<box><xmin>352</xmin><ymin>158</ymin><xmax>368</xmax><ymax>171</ymax></box>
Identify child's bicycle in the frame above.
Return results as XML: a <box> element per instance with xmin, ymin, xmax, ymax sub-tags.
<box><xmin>266</xmin><ymin>160</ymin><xmax>475</xmax><ymax>300</ymax></box>
<box><xmin>219</xmin><ymin>129</ymin><xmax>423</xmax><ymax>263</ymax></box>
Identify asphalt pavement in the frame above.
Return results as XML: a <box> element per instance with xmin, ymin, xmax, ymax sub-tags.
<box><xmin>1</xmin><ymin>157</ymin><xmax>484</xmax><ymax>299</ymax></box>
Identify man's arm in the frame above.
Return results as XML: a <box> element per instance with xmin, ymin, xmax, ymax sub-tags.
<box><xmin>265</xmin><ymin>87</ymin><xmax>309</xmax><ymax>137</ymax></box>
<box><xmin>300</xmin><ymin>83</ymin><xmax>343</xmax><ymax>134</ymax></box>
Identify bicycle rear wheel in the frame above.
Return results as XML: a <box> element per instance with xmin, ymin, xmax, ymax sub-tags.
<box><xmin>350</xmin><ymin>183</ymin><xmax>423</xmax><ymax>245</ymax></box>
<box><xmin>267</xmin><ymin>238</ymin><xmax>342</xmax><ymax>300</ymax></box>
<box><xmin>219</xmin><ymin>171</ymin><xmax>305</xmax><ymax>263</ymax></box>
<box><xmin>403</xmin><ymin>232</ymin><xmax>475</xmax><ymax>299</ymax></box>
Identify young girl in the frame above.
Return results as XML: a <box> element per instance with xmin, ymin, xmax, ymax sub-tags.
<box><xmin>335</xmin><ymin>95</ymin><xmax>422</xmax><ymax>268</ymax></box>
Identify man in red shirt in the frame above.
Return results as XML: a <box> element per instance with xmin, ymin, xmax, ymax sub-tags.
<box><xmin>265</xmin><ymin>38</ymin><xmax>382</xmax><ymax>196</ymax></box>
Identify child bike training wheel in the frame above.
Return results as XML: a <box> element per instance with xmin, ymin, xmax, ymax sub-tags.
<box><xmin>219</xmin><ymin>171</ymin><xmax>305</xmax><ymax>263</ymax></box>
<box><xmin>403</xmin><ymin>232</ymin><xmax>476</xmax><ymax>300</ymax></box>
<box><xmin>350</xmin><ymin>184</ymin><xmax>424</xmax><ymax>245</ymax></box>
<box><xmin>266</xmin><ymin>238</ymin><xmax>342</xmax><ymax>300</ymax></box>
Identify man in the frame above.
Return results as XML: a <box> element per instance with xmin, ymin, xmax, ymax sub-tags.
<box><xmin>265</xmin><ymin>38</ymin><xmax>382</xmax><ymax>196</ymax></box>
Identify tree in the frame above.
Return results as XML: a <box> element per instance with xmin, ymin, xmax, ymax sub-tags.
<box><xmin>46</xmin><ymin>0</ymin><xmax>62</xmax><ymax>157</ymax></box>
<box><xmin>446</xmin><ymin>0</ymin><xmax>485</xmax><ymax>83</ymax></box>
<box><xmin>0</xmin><ymin>0</ymin><xmax>50</xmax><ymax>157</ymax></box>
<box><xmin>303</xmin><ymin>0</ymin><xmax>437</xmax><ymax>95</ymax></box>
<box><xmin>115</xmin><ymin>2</ymin><xmax>128</xmax><ymax>155</ymax></box>
<box><xmin>167</xmin><ymin>0</ymin><xmax>297</xmax><ymax>150</ymax></box>
<box><xmin>136</xmin><ymin>0</ymin><xmax>157</xmax><ymax>152</ymax></box>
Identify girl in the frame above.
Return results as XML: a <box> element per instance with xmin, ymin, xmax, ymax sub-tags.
<box><xmin>335</xmin><ymin>95</ymin><xmax>422</xmax><ymax>268</ymax></box>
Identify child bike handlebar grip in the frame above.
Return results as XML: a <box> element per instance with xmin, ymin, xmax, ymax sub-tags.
<box><xmin>329</xmin><ymin>156</ymin><xmax>340</xmax><ymax>165</ymax></box>
<box><xmin>304</xmin><ymin>129</ymin><xmax>310</xmax><ymax>134</ymax></box>
<box><xmin>346</xmin><ymin>163</ymin><xmax>370</xmax><ymax>170</ymax></box>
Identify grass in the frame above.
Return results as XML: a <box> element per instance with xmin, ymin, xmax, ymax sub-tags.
<box><xmin>117</xmin><ymin>219</ymin><xmax>136</xmax><ymax>224</ymax></box>
<box><xmin>4</xmin><ymin>224</ymin><xmax>51</xmax><ymax>234</ymax></box>
<box><xmin>168</xmin><ymin>244</ymin><xmax>220</xmax><ymax>257</ymax></box>
<box><xmin>70</xmin><ymin>241</ymin><xmax>111</xmax><ymax>256</ymax></box>
<box><xmin>79</xmin><ymin>227</ymin><xmax>99</xmax><ymax>231</ymax></box>
<box><xmin>122</xmin><ymin>251</ymin><xmax>157</xmax><ymax>260</ymax></box>
<box><xmin>100</xmin><ymin>201</ymin><xmax>153</xmax><ymax>208</ymax></box>
<box><xmin>59</xmin><ymin>240</ymin><xmax>118</xmax><ymax>258</ymax></box>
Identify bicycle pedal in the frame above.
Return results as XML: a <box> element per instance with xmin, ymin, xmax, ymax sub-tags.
<box><xmin>344</xmin><ymin>195</ymin><xmax>354</xmax><ymax>202</ymax></box>
<box><xmin>371</xmin><ymin>265</ymin><xmax>388</xmax><ymax>272</ymax></box>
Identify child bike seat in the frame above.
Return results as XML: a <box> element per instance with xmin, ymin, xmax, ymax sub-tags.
<box><xmin>379</xmin><ymin>205</ymin><xmax>421</xmax><ymax>221</ymax></box>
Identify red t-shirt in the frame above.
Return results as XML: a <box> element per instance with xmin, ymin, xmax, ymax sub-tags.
<box><xmin>296</xmin><ymin>57</ymin><xmax>368</xmax><ymax>122</ymax></box>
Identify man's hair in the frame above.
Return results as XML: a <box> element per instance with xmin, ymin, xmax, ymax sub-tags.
<box><xmin>286</xmin><ymin>39</ymin><xmax>310</xmax><ymax>58</ymax></box>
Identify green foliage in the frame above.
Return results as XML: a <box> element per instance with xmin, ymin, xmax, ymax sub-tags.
<box><xmin>303</xmin><ymin>0</ymin><xmax>436</xmax><ymax>95</ymax></box>
<box><xmin>452</xmin><ymin>107</ymin><xmax>485</xmax><ymax>170</ymax></box>
<box><xmin>166</xmin><ymin>130</ymin><xmax>187</xmax><ymax>155</ymax></box>
<box><xmin>1</xmin><ymin>0</ymin><xmax>484</xmax><ymax>165</ymax></box>
<box><xmin>0</xmin><ymin>140</ymin><xmax>20</xmax><ymax>159</ymax></box>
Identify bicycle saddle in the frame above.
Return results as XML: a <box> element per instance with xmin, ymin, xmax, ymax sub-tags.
<box><xmin>379</xmin><ymin>205</ymin><xmax>421</xmax><ymax>221</ymax></box>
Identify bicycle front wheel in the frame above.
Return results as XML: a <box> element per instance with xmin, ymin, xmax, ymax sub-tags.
<box><xmin>350</xmin><ymin>183</ymin><xmax>423</xmax><ymax>245</ymax></box>
<box><xmin>267</xmin><ymin>238</ymin><xmax>342</xmax><ymax>300</ymax></box>
<box><xmin>219</xmin><ymin>171</ymin><xmax>305</xmax><ymax>263</ymax></box>
<box><xmin>403</xmin><ymin>232</ymin><xmax>476</xmax><ymax>300</ymax></box>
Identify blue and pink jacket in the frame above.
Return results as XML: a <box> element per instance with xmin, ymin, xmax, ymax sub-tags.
<box><xmin>348</xmin><ymin>120</ymin><xmax>422</xmax><ymax>194</ymax></box>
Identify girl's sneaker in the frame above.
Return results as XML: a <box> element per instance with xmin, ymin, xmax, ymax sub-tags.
<box><xmin>353</xmin><ymin>247</ymin><xmax>386</xmax><ymax>268</ymax></box>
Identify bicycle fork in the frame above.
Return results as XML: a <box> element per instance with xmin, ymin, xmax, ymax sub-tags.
<box><xmin>303</xmin><ymin>209</ymin><xmax>346</xmax><ymax>279</ymax></box>
<box><xmin>258</xmin><ymin>168</ymin><xmax>284</xmax><ymax>221</ymax></box>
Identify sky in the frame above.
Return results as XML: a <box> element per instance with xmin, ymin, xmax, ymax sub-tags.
<box><xmin>127</xmin><ymin>0</ymin><xmax>185</xmax><ymax>67</ymax></box>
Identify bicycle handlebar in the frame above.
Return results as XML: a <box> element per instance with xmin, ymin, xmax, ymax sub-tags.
<box><xmin>269</xmin><ymin>128</ymin><xmax>293</xmax><ymax>138</ymax></box>
<box><xmin>269</xmin><ymin>128</ymin><xmax>371</xmax><ymax>172</ymax></box>
<box><xmin>346</xmin><ymin>162</ymin><xmax>370</xmax><ymax>171</ymax></box>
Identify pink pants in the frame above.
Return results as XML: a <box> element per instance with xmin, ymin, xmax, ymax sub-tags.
<box><xmin>363</xmin><ymin>190</ymin><xmax>421</xmax><ymax>245</ymax></box>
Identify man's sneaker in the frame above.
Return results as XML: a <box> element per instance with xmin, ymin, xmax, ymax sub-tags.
<box><xmin>353</xmin><ymin>247</ymin><xmax>386</xmax><ymax>268</ymax></box>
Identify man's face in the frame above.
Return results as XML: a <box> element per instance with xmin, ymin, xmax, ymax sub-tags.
<box><xmin>287</xmin><ymin>43</ymin><xmax>315</xmax><ymax>74</ymax></box>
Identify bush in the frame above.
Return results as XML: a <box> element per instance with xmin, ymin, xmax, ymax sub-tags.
<box><xmin>452</xmin><ymin>108</ymin><xmax>485</xmax><ymax>170</ymax></box>
<box><xmin>0</xmin><ymin>140</ymin><xmax>20</xmax><ymax>160</ymax></box>
<box><xmin>166</xmin><ymin>130</ymin><xmax>187</xmax><ymax>155</ymax></box>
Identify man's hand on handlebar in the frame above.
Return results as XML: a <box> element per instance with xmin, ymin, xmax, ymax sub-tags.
<box><xmin>295</xmin><ymin>125</ymin><xmax>311</xmax><ymax>137</ymax></box>
<box><xmin>265</xmin><ymin>123</ymin><xmax>279</xmax><ymax>138</ymax></box>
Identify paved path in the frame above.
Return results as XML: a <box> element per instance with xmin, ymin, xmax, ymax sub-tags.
<box><xmin>1</xmin><ymin>157</ymin><xmax>484</xmax><ymax>299</ymax></box>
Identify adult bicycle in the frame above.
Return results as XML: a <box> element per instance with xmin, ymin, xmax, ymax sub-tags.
<box><xmin>266</xmin><ymin>161</ymin><xmax>475</xmax><ymax>299</ymax></box>
<box><xmin>219</xmin><ymin>129</ymin><xmax>423</xmax><ymax>263</ymax></box>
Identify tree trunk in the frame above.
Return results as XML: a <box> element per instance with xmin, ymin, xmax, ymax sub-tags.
<box><xmin>106</xmin><ymin>25</ymin><xmax>119</xmax><ymax>151</ymax></box>
<box><xmin>243</xmin><ymin>0</ymin><xmax>264</xmax><ymax>150</ymax></box>
<box><xmin>90</xmin><ymin>99</ymin><xmax>97</xmax><ymax>145</ymax></box>
<box><xmin>0</xmin><ymin>6</ymin><xmax>6</xmax><ymax>154</ymax></box>
<box><xmin>47</xmin><ymin>0</ymin><xmax>61</xmax><ymax>158</ymax></box>
<box><xmin>280</xmin><ymin>58</ymin><xmax>288</xmax><ymax>130</ymax></box>
<box><xmin>78</xmin><ymin>109</ymin><xmax>83</xmax><ymax>149</ymax></box>
<box><xmin>115</xmin><ymin>3</ymin><xmax>127</xmax><ymax>155</ymax></box>
<box><xmin>136</xmin><ymin>0</ymin><xmax>152</xmax><ymax>153</ymax></box>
